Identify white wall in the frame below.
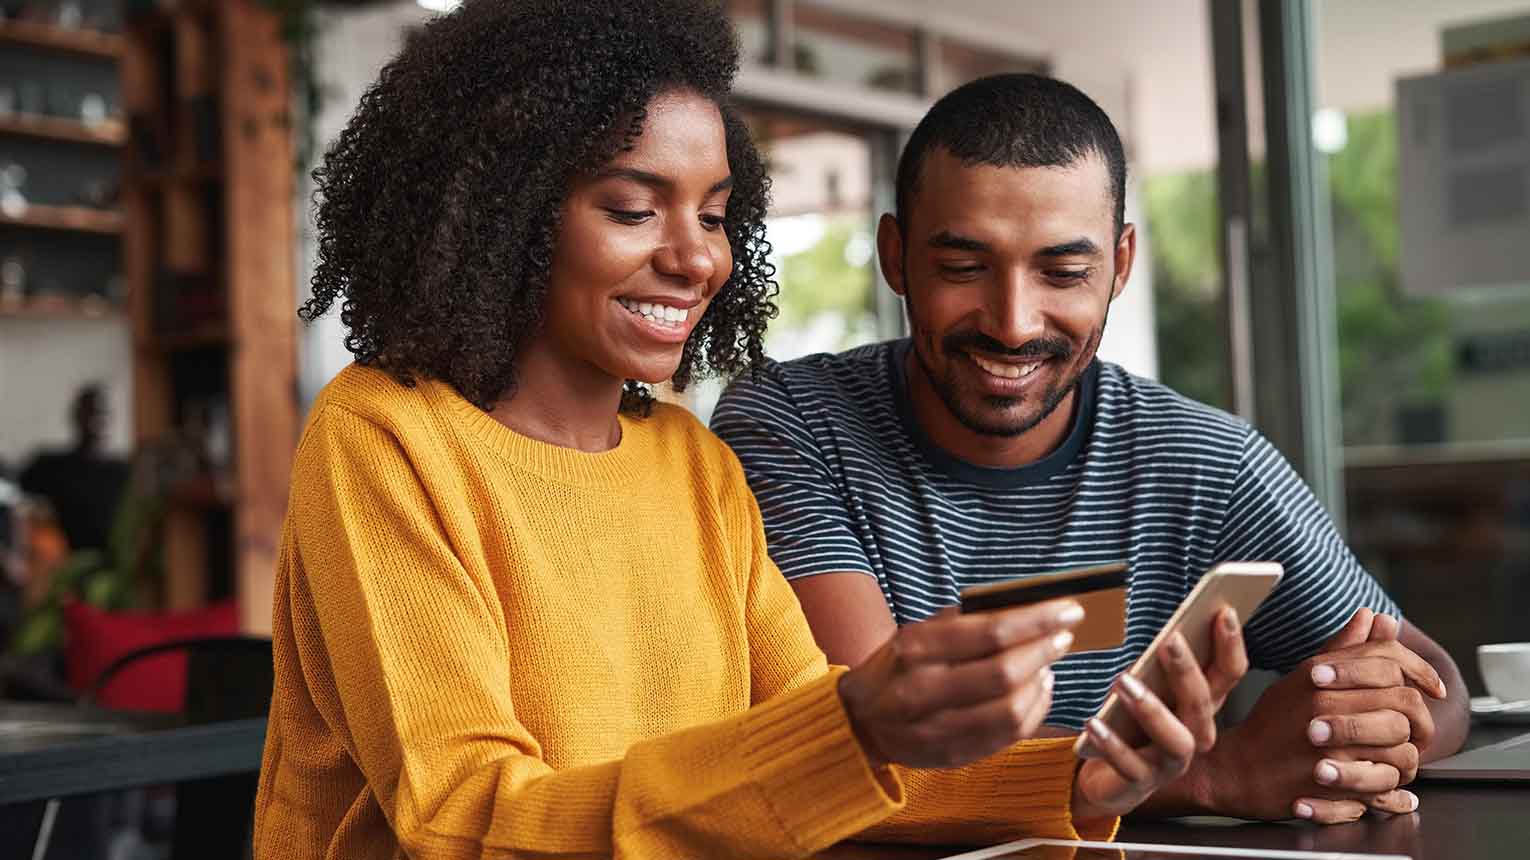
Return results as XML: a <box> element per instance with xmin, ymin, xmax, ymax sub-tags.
<box><xmin>297</xmin><ymin>1</ymin><xmax>434</xmax><ymax>408</ymax></box>
<box><xmin>0</xmin><ymin>318</ymin><xmax>132</xmax><ymax>468</ymax></box>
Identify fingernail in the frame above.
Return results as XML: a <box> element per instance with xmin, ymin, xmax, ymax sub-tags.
<box><xmin>1120</xmin><ymin>672</ymin><xmax>1148</xmax><ymax>700</ymax></box>
<box><xmin>1294</xmin><ymin>801</ymin><xmax>1314</xmax><ymax>819</ymax></box>
<box><xmin>1311</xmin><ymin>664</ymin><xmax>1336</xmax><ymax>686</ymax></box>
<box><xmin>1166</xmin><ymin>634</ymin><xmax>1186</xmax><ymax>661</ymax></box>
<box><xmin>1404</xmin><ymin>791</ymin><xmax>1418</xmax><ymax>812</ymax></box>
<box><xmin>1308</xmin><ymin>719</ymin><xmax>1332</xmax><ymax>744</ymax></box>
<box><xmin>1043</xmin><ymin>668</ymin><xmax>1055</xmax><ymax>693</ymax></box>
<box><xmin>1222</xmin><ymin>608</ymin><xmax>1239</xmax><ymax>633</ymax></box>
<box><xmin>1088</xmin><ymin>718</ymin><xmax>1113</xmax><ymax>740</ymax></box>
<box><xmin>1052</xmin><ymin>631</ymin><xmax>1075</xmax><ymax>653</ymax></box>
<box><xmin>1057</xmin><ymin>602</ymin><xmax>1084</xmax><ymax>625</ymax></box>
<box><xmin>1315</xmin><ymin>760</ymin><xmax>1339</xmax><ymax>785</ymax></box>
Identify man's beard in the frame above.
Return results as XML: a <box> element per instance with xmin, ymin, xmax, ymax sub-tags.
<box><xmin>911</xmin><ymin>324</ymin><xmax>1104</xmax><ymax>439</ymax></box>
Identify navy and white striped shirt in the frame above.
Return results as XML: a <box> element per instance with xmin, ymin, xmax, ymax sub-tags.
<box><xmin>711</xmin><ymin>339</ymin><xmax>1399</xmax><ymax>729</ymax></box>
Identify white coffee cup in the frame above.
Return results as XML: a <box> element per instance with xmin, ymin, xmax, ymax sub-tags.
<box><xmin>1478</xmin><ymin>643</ymin><xmax>1530</xmax><ymax>703</ymax></box>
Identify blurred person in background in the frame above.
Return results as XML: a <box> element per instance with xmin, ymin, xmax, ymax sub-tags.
<box><xmin>18</xmin><ymin>383</ymin><xmax>130</xmax><ymax>555</ymax></box>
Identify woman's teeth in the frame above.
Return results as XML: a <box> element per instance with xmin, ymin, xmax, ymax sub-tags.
<box><xmin>618</xmin><ymin>298</ymin><xmax>687</xmax><ymax>327</ymax></box>
<box><xmin>971</xmin><ymin>354</ymin><xmax>1042</xmax><ymax>380</ymax></box>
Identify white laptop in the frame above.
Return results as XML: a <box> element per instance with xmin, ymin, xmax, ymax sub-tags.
<box><xmin>1417</xmin><ymin>730</ymin><xmax>1530</xmax><ymax>781</ymax></box>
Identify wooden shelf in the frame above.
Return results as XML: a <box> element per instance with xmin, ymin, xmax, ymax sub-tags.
<box><xmin>0</xmin><ymin>203</ymin><xmax>123</xmax><ymax>235</ymax></box>
<box><xmin>0</xmin><ymin>294</ymin><xmax>123</xmax><ymax>320</ymax></box>
<box><xmin>0</xmin><ymin>113</ymin><xmax>126</xmax><ymax>146</ymax></box>
<box><xmin>0</xmin><ymin>21</ymin><xmax>124</xmax><ymax>59</ymax></box>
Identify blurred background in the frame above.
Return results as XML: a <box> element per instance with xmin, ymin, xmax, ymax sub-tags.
<box><xmin>0</xmin><ymin>0</ymin><xmax>1526</xmax><ymax>773</ymax></box>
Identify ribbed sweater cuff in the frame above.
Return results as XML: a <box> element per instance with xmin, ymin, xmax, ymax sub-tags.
<box><xmin>993</xmin><ymin>738</ymin><xmax>1119</xmax><ymax>842</ymax></box>
<box><xmin>740</xmin><ymin>669</ymin><xmax>903</xmax><ymax>853</ymax></box>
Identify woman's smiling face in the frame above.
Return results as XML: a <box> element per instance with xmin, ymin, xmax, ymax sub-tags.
<box><xmin>537</xmin><ymin>89</ymin><xmax>735</xmax><ymax>387</ymax></box>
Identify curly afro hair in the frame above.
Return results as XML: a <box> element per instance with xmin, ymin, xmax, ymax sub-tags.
<box><xmin>301</xmin><ymin>0</ymin><xmax>776</xmax><ymax>414</ymax></box>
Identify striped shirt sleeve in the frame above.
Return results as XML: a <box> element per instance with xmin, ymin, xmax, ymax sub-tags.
<box><xmin>711</xmin><ymin>366</ymin><xmax>876</xmax><ymax>581</ymax></box>
<box><xmin>1216</xmin><ymin>426</ymin><xmax>1400</xmax><ymax>673</ymax></box>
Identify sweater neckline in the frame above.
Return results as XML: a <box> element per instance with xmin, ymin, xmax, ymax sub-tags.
<box><xmin>426</xmin><ymin>380</ymin><xmax>649</xmax><ymax>487</ymax></box>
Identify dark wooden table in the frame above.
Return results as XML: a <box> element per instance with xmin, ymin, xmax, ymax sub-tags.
<box><xmin>823</xmin><ymin>725</ymin><xmax>1530</xmax><ymax>859</ymax></box>
<box><xmin>2</xmin><ymin>702</ymin><xmax>1524</xmax><ymax>858</ymax></box>
<box><xmin>0</xmin><ymin>701</ymin><xmax>267</xmax><ymax>805</ymax></box>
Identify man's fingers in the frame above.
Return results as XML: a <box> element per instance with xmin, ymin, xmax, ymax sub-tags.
<box><xmin>1309</xmin><ymin>710</ymin><xmax>1411</xmax><ymax>748</ymax></box>
<box><xmin>1334</xmin><ymin>742</ymin><xmax>1420</xmax><ymax>785</ymax></box>
<box><xmin>1155</xmin><ymin>632</ymin><xmax>1218</xmax><ymax>752</ymax></box>
<box><xmin>1311</xmin><ymin>658</ymin><xmax>1404</xmax><ymax>691</ymax></box>
<box><xmin>1316</xmin><ymin>640</ymin><xmax>1445</xmax><ymax>699</ymax></box>
<box><xmin>1367</xmin><ymin>789</ymin><xmax>1420</xmax><ymax>815</ymax></box>
<box><xmin>1367</xmin><ymin>613</ymin><xmax>1401</xmax><ymax>642</ymax></box>
<box><xmin>895</xmin><ymin>599</ymin><xmax>1082</xmax><ymax>664</ymax></box>
<box><xmin>1294</xmin><ymin>797</ymin><xmax>1368</xmax><ymax>824</ymax></box>
<box><xmin>1312</xmin><ymin>758</ymin><xmax>1400</xmax><ymax>794</ymax></box>
<box><xmin>1205</xmin><ymin>607</ymin><xmax>1249</xmax><ymax>704</ymax></box>
<box><xmin>1322</xmin><ymin>607</ymin><xmax>1375</xmax><ymax>652</ymax></box>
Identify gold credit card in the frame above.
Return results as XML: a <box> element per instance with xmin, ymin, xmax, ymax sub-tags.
<box><xmin>959</xmin><ymin>563</ymin><xmax>1129</xmax><ymax>654</ymax></box>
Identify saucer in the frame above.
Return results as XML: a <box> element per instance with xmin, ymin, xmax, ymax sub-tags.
<box><xmin>1471</xmin><ymin>695</ymin><xmax>1530</xmax><ymax>725</ymax></box>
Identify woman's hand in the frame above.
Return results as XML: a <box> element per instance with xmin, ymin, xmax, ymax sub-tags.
<box><xmin>1071</xmin><ymin>608</ymin><xmax>1249</xmax><ymax>821</ymax></box>
<box><xmin>838</xmin><ymin>599</ymin><xmax>1084</xmax><ymax>769</ymax></box>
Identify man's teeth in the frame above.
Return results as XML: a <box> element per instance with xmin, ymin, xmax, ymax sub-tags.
<box><xmin>971</xmin><ymin>354</ymin><xmax>1042</xmax><ymax>380</ymax></box>
<box><xmin>617</xmin><ymin>298</ymin><xmax>688</xmax><ymax>326</ymax></box>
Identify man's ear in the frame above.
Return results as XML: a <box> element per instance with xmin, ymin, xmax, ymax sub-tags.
<box><xmin>1110</xmin><ymin>222</ymin><xmax>1137</xmax><ymax>301</ymax></box>
<box><xmin>877</xmin><ymin>213</ymin><xmax>907</xmax><ymax>297</ymax></box>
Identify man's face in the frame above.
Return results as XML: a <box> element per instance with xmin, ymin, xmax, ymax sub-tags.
<box><xmin>878</xmin><ymin>148</ymin><xmax>1134</xmax><ymax>438</ymax></box>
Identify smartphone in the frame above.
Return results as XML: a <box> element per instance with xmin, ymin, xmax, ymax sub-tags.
<box><xmin>959</xmin><ymin>562</ymin><xmax>1129</xmax><ymax>654</ymax></box>
<box><xmin>1074</xmin><ymin>561</ymin><xmax>1283</xmax><ymax>758</ymax></box>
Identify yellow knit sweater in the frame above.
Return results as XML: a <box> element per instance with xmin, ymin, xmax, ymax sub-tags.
<box><xmin>253</xmin><ymin>365</ymin><xmax>1115</xmax><ymax>859</ymax></box>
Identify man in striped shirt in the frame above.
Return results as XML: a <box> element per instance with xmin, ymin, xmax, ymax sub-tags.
<box><xmin>712</xmin><ymin>73</ymin><xmax>1467</xmax><ymax>823</ymax></box>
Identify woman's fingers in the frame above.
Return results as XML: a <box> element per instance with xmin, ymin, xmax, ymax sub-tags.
<box><xmin>1155</xmin><ymin>632</ymin><xmax>1218</xmax><ymax>752</ymax></box>
<box><xmin>1204</xmin><ymin>607</ymin><xmax>1249</xmax><ymax>705</ymax></box>
<box><xmin>893</xmin><ymin>632</ymin><xmax>1071</xmax><ymax>718</ymax></box>
<box><xmin>1113</xmin><ymin>673</ymin><xmax>1196</xmax><ymax>776</ymax></box>
<box><xmin>893</xmin><ymin>599</ymin><xmax>1082</xmax><ymax>665</ymax></box>
<box><xmin>1084</xmin><ymin>717</ymin><xmax>1154</xmax><ymax>785</ymax></box>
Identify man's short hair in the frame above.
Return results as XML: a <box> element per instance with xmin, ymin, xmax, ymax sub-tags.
<box><xmin>895</xmin><ymin>73</ymin><xmax>1128</xmax><ymax>238</ymax></box>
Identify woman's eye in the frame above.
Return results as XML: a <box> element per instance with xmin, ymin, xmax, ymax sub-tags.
<box><xmin>700</xmin><ymin>213</ymin><xmax>726</xmax><ymax>231</ymax></box>
<box><xmin>606</xmin><ymin>209</ymin><xmax>655</xmax><ymax>225</ymax></box>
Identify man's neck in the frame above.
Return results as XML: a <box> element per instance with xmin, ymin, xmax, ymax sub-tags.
<box><xmin>903</xmin><ymin>347</ymin><xmax>1079</xmax><ymax>470</ymax></box>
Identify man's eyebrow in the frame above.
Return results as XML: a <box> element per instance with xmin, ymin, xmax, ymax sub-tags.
<box><xmin>928</xmin><ymin>230</ymin><xmax>990</xmax><ymax>252</ymax></box>
<box><xmin>1037</xmin><ymin>238</ymin><xmax>1102</xmax><ymax>258</ymax></box>
<box><xmin>594</xmin><ymin>168</ymin><xmax>734</xmax><ymax>195</ymax></box>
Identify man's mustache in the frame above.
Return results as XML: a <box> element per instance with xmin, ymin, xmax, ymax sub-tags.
<box><xmin>941</xmin><ymin>332</ymin><xmax>1073</xmax><ymax>361</ymax></box>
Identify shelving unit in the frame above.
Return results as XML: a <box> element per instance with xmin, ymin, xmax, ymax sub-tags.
<box><xmin>120</xmin><ymin>0</ymin><xmax>296</xmax><ymax>633</ymax></box>
<box><xmin>0</xmin><ymin>203</ymin><xmax>123</xmax><ymax>234</ymax></box>
<box><xmin>0</xmin><ymin>19</ymin><xmax>124</xmax><ymax>58</ymax></box>
<box><xmin>0</xmin><ymin>113</ymin><xmax>126</xmax><ymax>146</ymax></box>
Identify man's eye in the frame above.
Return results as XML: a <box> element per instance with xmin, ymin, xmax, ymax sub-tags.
<box><xmin>606</xmin><ymin>209</ymin><xmax>655</xmax><ymax>225</ymax></box>
<box><xmin>938</xmin><ymin>264</ymin><xmax>983</xmax><ymax>277</ymax></box>
<box><xmin>1048</xmin><ymin>268</ymin><xmax>1092</xmax><ymax>284</ymax></box>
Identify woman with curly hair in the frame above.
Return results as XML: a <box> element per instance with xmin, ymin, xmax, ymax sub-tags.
<box><xmin>254</xmin><ymin>1</ymin><xmax>1225</xmax><ymax>857</ymax></box>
